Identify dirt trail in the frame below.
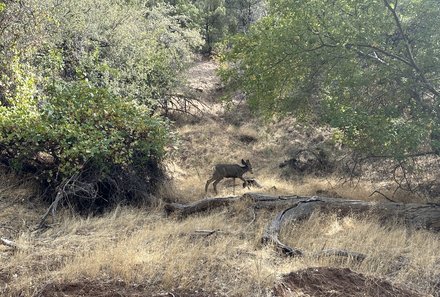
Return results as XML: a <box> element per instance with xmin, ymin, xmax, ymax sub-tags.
<box><xmin>186</xmin><ymin>59</ymin><xmax>221</xmax><ymax>98</ymax></box>
<box><xmin>181</xmin><ymin>58</ymin><xmax>226</xmax><ymax>118</ymax></box>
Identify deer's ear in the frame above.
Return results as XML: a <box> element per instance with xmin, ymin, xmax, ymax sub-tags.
<box><xmin>241</xmin><ymin>159</ymin><xmax>246</xmax><ymax>165</ymax></box>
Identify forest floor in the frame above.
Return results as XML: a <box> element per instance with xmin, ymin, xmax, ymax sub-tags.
<box><xmin>1</xmin><ymin>58</ymin><xmax>439</xmax><ymax>297</ymax></box>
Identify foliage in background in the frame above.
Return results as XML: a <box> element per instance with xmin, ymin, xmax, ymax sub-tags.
<box><xmin>0</xmin><ymin>0</ymin><xmax>198</xmax><ymax>208</ymax></box>
<box><xmin>221</xmin><ymin>0</ymin><xmax>440</xmax><ymax>159</ymax></box>
<box><xmin>164</xmin><ymin>0</ymin><xmax>266</xmax><ymax>54</ymax></box>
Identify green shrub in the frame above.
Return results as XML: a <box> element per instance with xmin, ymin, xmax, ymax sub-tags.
<box><xmin>0</xmin><ymin>71</ymin><xmax>170</xmax><ymax>210</ymax></box>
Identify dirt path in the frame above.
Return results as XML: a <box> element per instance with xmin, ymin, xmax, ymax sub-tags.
<box><xmin>186</xmin><ymin>59</ymin><xmax>221</xmax><ymax>98</ymax></box>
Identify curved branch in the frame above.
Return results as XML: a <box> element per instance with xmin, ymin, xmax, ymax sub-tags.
<box><xmin>261</xmin><ymin>195</ymin><xmax>440</xmax><ymax>257</ymax></box>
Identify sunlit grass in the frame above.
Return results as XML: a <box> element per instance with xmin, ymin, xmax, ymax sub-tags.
<box><xmin>2</xmin><ymin>199</ymin><xmax>439</xmax><ymax>296</ymax></box>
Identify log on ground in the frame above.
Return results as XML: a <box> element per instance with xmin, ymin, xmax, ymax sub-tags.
<box><xmin>259</xmin><ymin>195</ymin><xmax>440</xmax><ymax>257</ymax></box>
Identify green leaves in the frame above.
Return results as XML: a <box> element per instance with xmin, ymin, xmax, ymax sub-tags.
<box><xmin>222</xmin><ymin>0</ymin><xmax>440</xmax><ymax>158</ymax></box>
<box><xmin>1</xmin><ymin>78</ymin><xmax>170</xmax><ymax>181</ymax></box>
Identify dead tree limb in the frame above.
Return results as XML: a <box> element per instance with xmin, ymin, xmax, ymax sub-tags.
<box><xmin>0</xmin><ymin>237</ymin><xmax>18</xmax><ymax>249</ymax></box>
<box><xmin>261</xmin><ymin>195</ymin><xmax>440</xmax><ymax>257</ymax></box>
<box><xmin>314</xmin><ymin>249</ymin><xmax>367</xmax><ymax>262</ymax></box>
<box><xmin>165</xmin><ymin>193</ymin><xmax>440</xmax><ymax>232</ymax></box>
<box><xmin>37</xmin><ymin>190</ymin><xmax>64</xmax><ymax>229</ymax></box>
<box><xmin>37</xmin><ymin>173</ymin><xmax>95</xmax><ymax>229</ymax></box>
<box><xmin>247</xmin><ymin>193</ymin><xmax>440</xmax><ymax>231</ymax></box>
<box><xmin>165</xmin><ymin>193</ymin><xmax>440</xmax><ymax>259</ymax></box>
<box><xmin>164</xmin><ymin>194</ymin><xmax>312</xmax><ymax>217</ymax></box>
<box><xmin>164</xmin><ymin>196</ymin><xmax>241</xmax><ymax>217</ymax></box>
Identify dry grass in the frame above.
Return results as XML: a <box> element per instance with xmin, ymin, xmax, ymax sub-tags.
<box><xmin>1</xmin><ymin>205</ymin><xmax>276</xmax><ymax>296</ymax></box>
<box><xmin>0</xmin><ymin>158</ymin><xmax>439</xmax><ymax>296</ymax></box>
<box><xmin>280</xmin><ymin>213</ymin><xmax>440</xmax><ymax>296</ymax></box>
<box><xmin>1</xmin><ymin>201</ymin><xmax>439</xmax><ymax>297</ymax></box>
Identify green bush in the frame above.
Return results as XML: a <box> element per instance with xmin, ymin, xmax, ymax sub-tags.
<box><xmin>0</xmin><ymin>0</ymin><xmax>200</xmax><ymax>212</ymax></box>
<box><xmin>221</xmin><ymin>0</ymin><xmax>440</xmax><ymax>159</ymax></box>
<box><xmin>0</xmin><ymin>67</ymin><xmax>170</xmax><ymax>210</ymax></box>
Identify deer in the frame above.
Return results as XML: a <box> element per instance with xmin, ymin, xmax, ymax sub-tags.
<box><xmin>205</xmin><ymin>159</ymin><xmax>253</xmax><ymax>195</ymax></box>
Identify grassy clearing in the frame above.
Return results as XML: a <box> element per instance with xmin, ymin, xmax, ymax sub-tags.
<box><xmin>1</xmin><ymin>196</ymin><xmax>439</xmax><ymax>296</ymax></box>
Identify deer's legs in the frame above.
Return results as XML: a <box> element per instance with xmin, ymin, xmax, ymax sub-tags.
<box><xmin>212</xmin><ymin>178</ymin><xmax>222</xmax><ymax>195</ymax></box>
<box><xmin>205</xmin><ymin>177</ymin><xmax>216</xmax><ymax>193</ymax></box>
<box><xmin>239</xmin><ymin>176</ymin><xmax>248</xmax><ymax>189</ymax></box>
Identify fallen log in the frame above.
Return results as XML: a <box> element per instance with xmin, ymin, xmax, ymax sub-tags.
<box><xmin>165</xmin><ymin>193</ymin><xmax>440</xmax><ymax>231</ymax></box>
<box><xmin>164</xmin><ymin>193</ymin><xmax>312</xmax><ymax>217</ymax></box>
<box><xmin>257</xmin><ymin>195</ymin><xmax>440</xmax><ymax>232</ymax></box>
<box><xmin>164</xmin><ymin>193</ymin><xmax>440</xmax><ymax>258</ymax></box>
<box><xmin>164</xmin><ymin>196</ymin><xmax>241</xmax><ymax>217</ymax></box>
<box><xmin>260</xmin><ymin>195</ymin><xmax>440</xmax><ymax>257</ymax></box>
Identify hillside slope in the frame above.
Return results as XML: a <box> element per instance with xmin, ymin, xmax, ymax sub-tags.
<box><xmin>168</xmin><ymin>58</ymin><xmax>434</xmax><ymax>204</ymax></box>
<box><xmin>170</xmin><ymin>59</ymin><xmax>339</xmax><ymax>199</ymax></box>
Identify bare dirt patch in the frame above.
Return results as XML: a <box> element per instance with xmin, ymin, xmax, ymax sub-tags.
<box><xmin>37</xmin><ymin>280</ymin><xmax>213</xmax><ymax>297</ymax></box>
<box><xmin>274</xmin><ymin>267</ymin><xmax>424</xmax><ymax>297</ymax></box>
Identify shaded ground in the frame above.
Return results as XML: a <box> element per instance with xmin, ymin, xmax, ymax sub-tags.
<box><xmin>37</xmin><ymin>280</ymin><xmax>213</xmax><ymax>297</ymax></box>
<box><xmin>274</xmin><ymin>267</ymin><xmax>425</xmax><ymax>297</ymax></box>
<box><xmin>34</xmin><ymin>267</ymin><xmax>426</xmax><ymax>297</ymax></box>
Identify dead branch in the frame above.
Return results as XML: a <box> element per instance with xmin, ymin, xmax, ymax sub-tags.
<box><xmin>0</xmin><ymin>237</ymin><xmax>18</xmax><ymax>249</ymax></box>
<box><xmin>314</xmin><ymin>249</ymin><xmax>367</xmax><ymax>262</ymax></box>
<box><xmin>261</xmin><ymin>195</ymin><xmax>440</xmax><ymax>257</ymax></box>
<box><xmin>165</xmin><ymin>193</ymin><xmax>440</xmax><ymax>259</ymax></box>
<box><xmin>164</xmin><ymin>194</ymin><xmax>312</xmax><ymax>217</ymax></box>
<box><xmin>37</xmin><ymin>190</ymin><xmax>64</xmax><ymax>229</ymax></box>
<box><xmin>190</xmin><ymin>229</ymin><xmax>222</xmax><ymax>239</ymax></box>
<box><xmin>37</xmin><ymin>172</ymin><xmax>96</xmax><ymax>229</ymax></box>
<box><xmin>160</xmin><ymin>93</ymin><xmax>209</xmax><ymax>118</ymax></box>
<box><xmin>164</xmin><ymin>196</ymin><xmax>241</xmax><ymax>217</ymax></box>
<box><xmin>369</xmin><ymin>190</ymin><xmax>396</xmax><ymax>203</ymax></box>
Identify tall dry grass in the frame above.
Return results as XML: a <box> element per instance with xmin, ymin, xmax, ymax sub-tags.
<box><xmin>1</xmin><ymin>206</ymin><xmax>276</xmax><ymax>296</ymax></box>
<box><xmin>1</xmin><ymin>200</ymin><xmax>439</xmax><ymax>296</ymax></box>
<box><xmin>280</xmin><ymin>213</ymin><xmax>440</xmax><ymax>296</ymax></box>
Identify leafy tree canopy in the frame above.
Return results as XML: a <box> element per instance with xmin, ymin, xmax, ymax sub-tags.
<box><xmin>221</xmin><ymin>0</ymin><xmax>440</xmax><ymax>159</ymax></box>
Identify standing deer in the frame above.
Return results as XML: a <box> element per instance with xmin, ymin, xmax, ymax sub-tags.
<box><xmin>205</xmin><ymin>159</ymin><xmax>253</xmax><ymax>194</ymax></box>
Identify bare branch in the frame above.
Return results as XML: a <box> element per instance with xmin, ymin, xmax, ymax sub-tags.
<box><xmin>369</xmin><ymin>190</ymin><xmax>396</xmax><ymax>203</ymax></box>
<box><xmin>0</xmin><ymin>237</ymin><xmax>19</xmax><ymax>249</ymax></box>
<box><xmin>346</xmin><ymin>43</ymin><xmax>412</xmax><ymax>67</ymax></box>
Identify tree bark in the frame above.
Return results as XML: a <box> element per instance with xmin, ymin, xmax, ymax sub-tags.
<box><xmin>163</xmin><ymin>194</ymin><xmax>312</xmax><ymax>217</ymax></box>
<box><xmin>165</xmin><ymin>193</ymin><xmax>440</xmax><ymax>232</ymax></box>
<box><xmin>260</xmin><ymin>195</ymin><xmax>440</xmax><ymax>256</ymax></box>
